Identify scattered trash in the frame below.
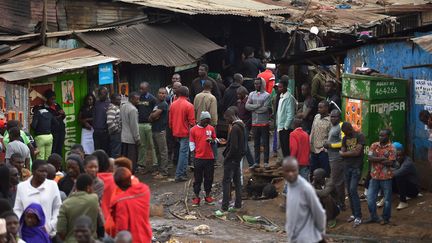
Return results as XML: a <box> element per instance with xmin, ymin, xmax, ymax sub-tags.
<box><xmin>194</xmin><ymin>224</ymin><xmax>212</xmax><ymax>235</ymax></box>
<box><xmin>418</xmin><ymin>201</ymin><xmax>426</xmax><ymax>205</ymax></box>
<box><xmin>336</xmin><ymin>4</ymin><xmax>351</xmax><ymax>9</ymax></box>
<box><xmin>184</xmin><ymin>215</ymin><xmax>198</xmax><ymax>220</ymax></box>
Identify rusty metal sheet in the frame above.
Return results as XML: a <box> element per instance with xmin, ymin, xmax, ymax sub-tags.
<box><xmin>77</xmin><ymin>23</ymin><xmax>223</xmax><ymax>67</ymax></box>
<box><xmin>412</xmin><ymin>34</ymin><xmax>432</xmax><ymax>53</ymax></box>
<box><xmin>117</xmin><ymin>0</ymin><xmax>286</xmax><ymax>17</ymax></box>
<box><xmin>0</xmin><ymin>47</ymin><xmax>118</xmax><ymax>81</ymax></box>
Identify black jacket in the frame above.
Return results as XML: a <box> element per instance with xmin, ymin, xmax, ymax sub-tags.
<box><xmin>31</xmin><ymin>107</ymin><xmax>57</xmax><ymax>135</ymax></box>
<box><xmin>223</xmin><ymin>120</ymin><xmax>246</xmax><ymax>163</ymax></box>
<box><xmin>190</xmin><ymin>76</ymin><xmax>221</xmax><ymax>102</ymax></box>
<box><xmin>220</xmin><ymin>83</ymin><xmax>244</xmax><ymax>114</ymax></box>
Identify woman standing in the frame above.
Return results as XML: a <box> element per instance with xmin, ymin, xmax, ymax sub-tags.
<box><xmin>44</xmin><ymin>90</ymin><xmax>66</xmax><ymax>156</ymax></box>
<box><xmin>79</xmin><ymin>94</ymin><xmax>96</xmax><ymax>155</ymax></box>
<box><xmin>31</xmin><ymin>104</ymin><xmax>56</xmax><ymax>160</ymax></box>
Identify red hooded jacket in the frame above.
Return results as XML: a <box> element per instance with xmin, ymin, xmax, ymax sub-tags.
<box><xmin>110</xmin><ymin>182</ymin><xmax>152</xmax><ymax>243</ymax></box>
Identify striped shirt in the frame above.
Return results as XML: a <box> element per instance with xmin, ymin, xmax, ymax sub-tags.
<box><xmin>107</xmin><ymin>103</ymin><xmax>121</xmax><ymax>134</ymax></box>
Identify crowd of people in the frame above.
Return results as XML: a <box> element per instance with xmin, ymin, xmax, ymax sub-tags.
<box><xmin>0</xmin><ymin>39</ymin><xmax>427</xmax><ymax>243</ymax></box>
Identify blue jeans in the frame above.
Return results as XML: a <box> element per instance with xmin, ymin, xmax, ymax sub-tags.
<box><xmin>310</xmin><ymin>151</ymin><xmax>330</xmax><ymax>177</ymax></box>
<box><xmin>345</xmin><ymin>167</ymin><xmax>362</xmax><ymax>219</ymax></box>
<box><xmin>245</xmin><ymin>127</ymin><xmax>254</xmax><ymax>167</ymax></box>
<box><xmin>175</xmin><ymin>137</ymin><xmax>189</xmax><ymax>178</ymax></box>
<box><xmin>109</xmin><ymin>132</ymin><xmax>122</xmax><ymax>158</ymax></box>
<box><xmin>367</xmin><ymin>178</ymin><xmax>392</xmax><ymax>221</ymax></box>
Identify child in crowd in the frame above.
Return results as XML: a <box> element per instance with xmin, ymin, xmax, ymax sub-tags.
<box><xmin>0</xmin><ymin>211</ymin><xmax>25</xmax><ymax>243</ymax></box>
<box><xmin>190</xmin><ymin>111</ymin><xmax>216</xmax><ymax>206</ymax></box>
<box><xmin>20</xmin><ymin>203</ymin><xmax>50</xmax><ymax>243</ymax></box>
<box><xmin>47</xmin><ymin>153</ymin><xmax>64</xmax><ymax>182</ymax></box>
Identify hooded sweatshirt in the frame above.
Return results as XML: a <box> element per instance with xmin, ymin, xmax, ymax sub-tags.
<box><xmin>220</xmin><ymin>82</ymin><xmax>243</xmax><ymax>113</ymax></box>
<box><xmin>245</xmin><ymin>79</ymin><xmax>271</xmax><ymax>126</ymax></box>
<box><xmin>223</xmin><ymin>120</ymin><xmax>246</xmax><ymax>163</ymax></box>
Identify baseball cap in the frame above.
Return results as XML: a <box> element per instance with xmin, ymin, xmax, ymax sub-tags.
<box><xmin>200</xmin><ymin>111</ymin><xmax>211</xmax><ymax>121</ymax></box>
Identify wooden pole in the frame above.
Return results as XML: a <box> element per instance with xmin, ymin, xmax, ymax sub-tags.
<box><xmin>41</xmin><ymin>0</ymin><xmax>47</xmax><ymax>45</ymax></box>
<box><xmin>336</xmin><ymin>56</ymin><xmax>341</xmax><ymax>82</ymax></box>
<box><xmin>258</xmin><ymin>20</ymin><xmax>266</xmax><ymax>56</ymax></box>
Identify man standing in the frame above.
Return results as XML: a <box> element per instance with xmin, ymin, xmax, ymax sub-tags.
<box><xmin>340</xmin><ymin>122</ymin><xmax>365</xmax><ymax>227</ymax></box>
<box><xmin>240</xmin><ymin>47</ymin><xmax>265</xmax><ymax>92</ymax></box>
<box><xmin>107</xmin><ymin>94</ymin><xmax>122</xmax><ymax>158</ymax></box>
<box><xmin>257</xmin><ymin>63</ymin><xmax>276</xmax><ymax>94</ymax></box>
<box><xmin>221</xmin><ymin>107</ymin><xmax>245</xmax><ymax>212</ymax></box>
<box><xmin>169</xmin><ymin>86</ymin><xmax>196</xmax><ymax>182</ymax></box>
<box><xmin>190</xmin><ymin>64</ymin><xmax>221</xmax><ymax>101</ymax></box>
<box><xmin>5</xmin><ymin>128</ymin><xmax>31</xmax><ymax>169</ymax></box>
<box><xmin>57</xmin><ymin>174</ymin><xmax>99</xmax><ymax>242</ymax></box>
<box><xmin>120</xmin><ymin>84</ymin><xmax>128</xmax><ymax>105</ymax></box>
<box><xmin>190</xmin><ymin>112</ymin><xmax>216</xmax><ymax>206</ymax></box>
<box><xmin>166</xmin><ymin>81</ymin><xmax>182</xmax><ymax>168</ymax></box>
<box><xmin>323</xmin><ymin>110</ymin><xmax>345</xmax><ymax>210</ymax></box>
<box><xmin>166</xmin><ymin>73</ymin><xmax>181</xmax><ymax>98</ymax></box>
<box><xmin>236</xmin><ymin>86</ymin><xmax>254</xmax><ymax>167</ymax></box>
<box><xmin>193</xmin><ymin>80</ymin><xmax>218</xmax><ymax>127</ymax></box>
<box><xmin>366</xmin><ymin>129</ymin><xmax>395</xmax><ymax>225</ymax></box>
<box><xmin>276</xmin><ymin>77</ymin><xmax>295</xmax><ymax>158</ymax></box>
<box><xmin>44</xmin><ymin>90</ymin><xmax>66</xmax><ymax>156</ymax></box>
<box><xmin>120</xmin><ymin>92</ymin><xmax>141</xmax><ymax>171</ymax></box>
<box><xmin>325</xmin><ymin>80</ymin><xmax>341</xmax><ymax>112</ymax></box>
<box><xmin>149</xmin><ymin>88</ymin><xmax>169</xmax><ymax>178</ymax></box>
<box><xmin>136</xmin><ymin>82</ymin><xmax>158</xmax><ymax>172</ymax></box>
<box><xmin>393</xmin><ymin>144</ymin><xmax>421</xmax><ymax>210</ymax></box>
<box><xmin>419</xmin><ymin>110</ymin><xmax>432</xmax><ymax>166</ymax></box>
<box><xmin>246</xmin><ymin>78</ymin><xmax>271</xmax><ymax>169</ymax></box>
<box><xmin>283</xmin><ymin>157</ymin><xmax>326</xmax><ymax>243</ymax></box>
<box><xmin>299</xmin><ymin>83</ymin><xmax>317</xmax><ymax>133</ymax></box>
<box><xmin>310</xmin><ymin>100</ymin><xmax>332</xmax><ymax>177</ymax></box>
<box><xmin>220</xmin><ymin>73</ymin><xmax>244</xmax><ymax>113</ymax></box>
<box><xmin>289</xmin><ymin>116</ymin><xmax>310</xmax><ymax>180</ymax></box>
<box><xmin>93</xmin><ymin>87</ymin><xmax>110</xmax><ymax>153</ymax></box>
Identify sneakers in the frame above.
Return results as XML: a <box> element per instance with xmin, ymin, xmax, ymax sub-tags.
<box><xmin>353</xmin><ymin>218</ymin><xmax>362</xmax><ymax>228</ymax></box>
<box><xmin>192</xmin><ymin>198</ymin><xmax>200</xmax><ymax>207</ymax></box>
<box><xmin>396</xmin><ymin>202</ymin><xmax>409</xmax><ymax>210</ymax></box>
<box><xmin>380</xmin><ymin>219</ymin><xmax>390</xmax><ymax>225</ymax></box>
<box><xmin>359</xmin><ymin>194</ymin><xmax>367</xmax><ymax>202</ymax></box>
<box><xmin>174</xmin><ymin>176</ymin><xmax>188</xmax><ymax>182</ymax></box>
<box><xmin>249</xmin><ymin>164</ymin><xmax>259</xmax><ymax>169</ymax></box>
<box><xmin>376</xmin><ymin>198</ymin><xmax>385</xmax><ymax>208</ymax></box>
<box><xmin>204</xmin><ymin>196</ymin><xmax>215</xmax><ymax>205</ymax></box>
<box><xmin>328</xmin><ymin>219</ymin><xmax>337</xmax><ymax>228</ymax></box>
<box><xmin>347</xmin><ymin>215</ymin><xmax>355</xmax><ymax>223</ymax></box>
<box><xmin>264</xmin><ymin>163</ymin><xmax>270</xmax><ymax>169</ymax></box>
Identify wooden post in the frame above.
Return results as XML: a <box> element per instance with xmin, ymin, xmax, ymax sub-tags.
<box><xmin>258</xmin><ymin>19</ymin><xmax>266</xmax><ymax>56</ymax></box>
<box><xmin>41</xmin><ymin>0</ymin><xmax>47</xmax><ymax>45</ymax></box>
<box><xmin>336</xmin><ymin>56</ymin><xmax>341</xmax><ymax>83</ymax></box>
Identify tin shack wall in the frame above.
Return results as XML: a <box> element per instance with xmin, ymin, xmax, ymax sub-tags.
<box><xmin>344</xmin><ymin>31</ymin><xmax>432</xmax><ymax>189</ymax></box>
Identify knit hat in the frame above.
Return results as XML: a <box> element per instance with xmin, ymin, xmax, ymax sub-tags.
<box><xmin>200</xmin><ymin>111</ymin><xmax>211</xmax><ymax>121</ymax></box>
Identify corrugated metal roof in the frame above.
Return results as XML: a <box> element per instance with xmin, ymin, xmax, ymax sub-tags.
<box><xmin>77</xmin><ymin>23</ymin><xmax>223</xmax><ymax>67</ymax></box>
<box><xmin>412</xmin><ymin>34</ymin><xmax>432</xmax><ymax>53</ymax></box>
<box><xmin>117</xmin><ymin>0</ymin><xmax>286</xmax><ymax>17</ymax></box>
<box><xmin>0</xmin><ymin>47</ymin><xmax>117</xmax><ymax>81</ymax></box>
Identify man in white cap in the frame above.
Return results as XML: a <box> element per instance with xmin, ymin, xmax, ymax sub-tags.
<box><xmin>305</xmin><ymin>26</ymin><xmax>323</xmax><ymax>50</ymax></box>
<box><xmin>189</xmin><ymin>111</ymin><xmax>217</xmax><ymax>206</ymax></box>
<box><xmin>257</xmin><ymin>63</ymin><xmax>276</xmax><ymax>94</ymax></box>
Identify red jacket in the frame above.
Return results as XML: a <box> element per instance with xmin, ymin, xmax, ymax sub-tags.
<box><xmin>111</xmin><ymin>183</ymin><xmax>152</xmax><ymax>243</ymax></box>
<box><xmin>290</xmin><ymin>127</ymin><xmax>310</xmax><ymax>166</ymax></box>
<box><xmin>257</xmin><ymin>69</ymin><xmax>275</xmax><ymax>94</ymax></box>
<box><xmin>169</xmin><ymin>97</ymin><xmax>196</xmax><ymax>138</ymax></box>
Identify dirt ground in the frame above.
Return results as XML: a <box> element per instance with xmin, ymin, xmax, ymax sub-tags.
<box><xmin>138</xmin><ymin>145</ymin><xmax>432</xmax><ymax>243</ymax></box>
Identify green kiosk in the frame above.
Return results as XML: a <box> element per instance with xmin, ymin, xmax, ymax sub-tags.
<box><xmin>341</xmin><ymin>73</ymin><xmax>407</xmax><ymax>174</ymax></box>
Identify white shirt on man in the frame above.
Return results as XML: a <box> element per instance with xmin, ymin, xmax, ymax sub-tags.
<box><xmin>13</xmin><ymin>177</ymin><xmax>62</xmax><ymax>237</ymax></box>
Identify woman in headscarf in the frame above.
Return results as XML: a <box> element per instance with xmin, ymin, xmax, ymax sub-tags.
<box><xmin>58</xmin><ymin>154</ymin><xmax>84</xmax><ymax>196</ymax></box>
<box><xmin>19</xmin><ymin>203</ymin><xmax>50</xmax><ymax>243</ymax></box>
<box><xmin>79</xmin><ymin>94</ymin><xmax>96</xmax><ymax>155</ymax></box>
